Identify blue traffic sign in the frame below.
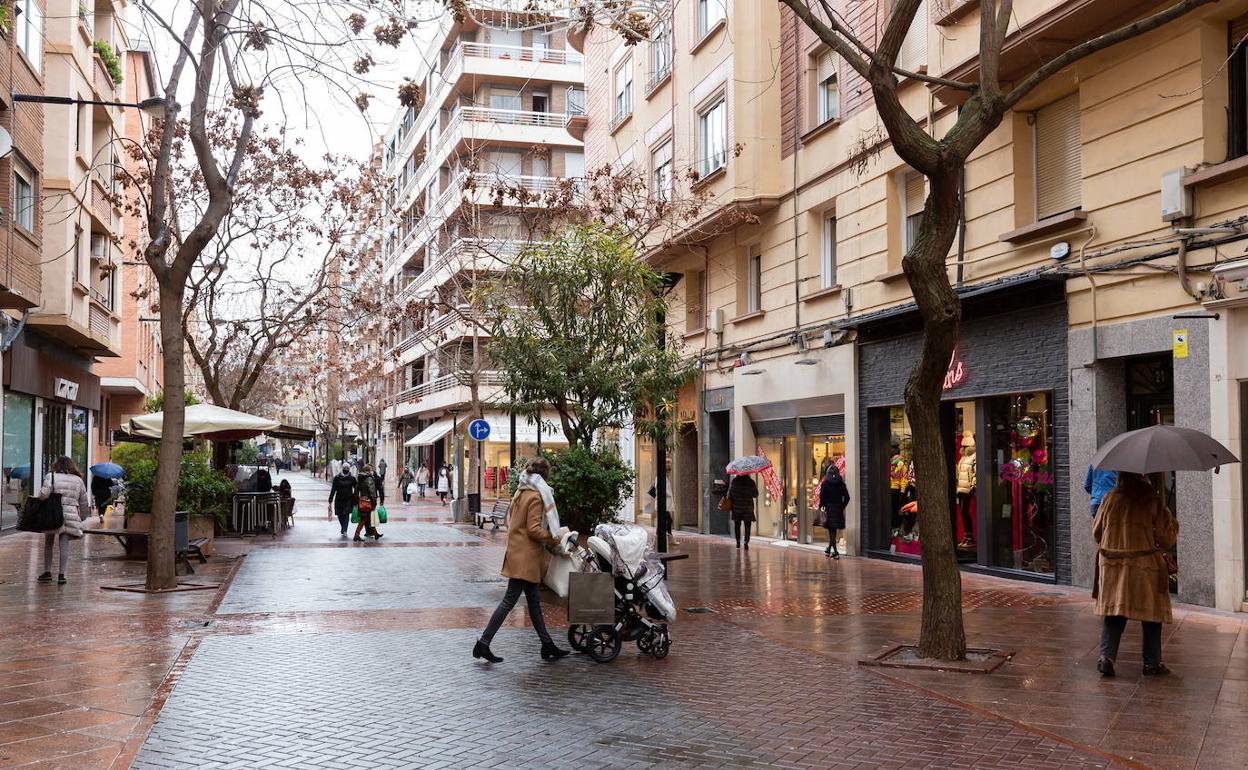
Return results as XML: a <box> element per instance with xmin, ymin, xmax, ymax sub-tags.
<box><xmin>308</xmin><ymin>440</ymin><xmax>316</xmax><ymax>447</ymax></box>
<box><xmin>468</xmin><ymin>419</ymin><xmax>491</xmax><ymax>441</ymax></box>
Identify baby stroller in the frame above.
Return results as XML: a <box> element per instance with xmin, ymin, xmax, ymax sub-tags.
<box><xmin>566</xmin><ymin>524</ymin><xmax>677</xmax><ymax>663</ymax></box>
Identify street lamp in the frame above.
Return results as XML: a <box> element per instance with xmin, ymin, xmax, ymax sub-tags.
<box><xmin>655</xmin><ymin>272</ymin><xmax>683</xmax><ymax>554</ymax></box>
<box><xmin>12</xmin><ymin>93</ymin><xmax>171</xmax><ymax>120</ymax></box>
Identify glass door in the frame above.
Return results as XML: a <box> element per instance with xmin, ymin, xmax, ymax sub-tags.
<box><xmin>42</xmin><ymin>402</ymin><xmax>68</xmax><ymax>480</ymax></box>
<box><xmin>1127</xmin><ymin>355</ymin><xmax>1177</xmax><ymax>592</ymax></box>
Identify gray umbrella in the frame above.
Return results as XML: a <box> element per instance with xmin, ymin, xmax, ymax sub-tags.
<box><xmin>1090</xmin><ymin>425</ymin><xmax>1238</xmax><ymax>474</ymax></box>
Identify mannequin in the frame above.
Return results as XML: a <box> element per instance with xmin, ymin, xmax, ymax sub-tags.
<box><xmin>955</xmin><ymin>432</ymin><xmax>976</xmax><ymax>547</ymax></box>
<box><xmin>891</xmin><ymin>441</ymin><xmax>916</xmax><ymax>536</ymax></box>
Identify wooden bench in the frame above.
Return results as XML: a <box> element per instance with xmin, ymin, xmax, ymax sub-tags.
<box><xmin>83</xmin><ymin>527</ymin><xmax>147</xmax><ymax>556</ymax></box>
<box><xmin>475</xmin><ymin>499</ymin><xmax>510</xmax><ymax>530</ymax></box>
<box><xmin>179</xmin><ymin>538</ymin><xmax>210</xmax><ymax>575</ymax></box>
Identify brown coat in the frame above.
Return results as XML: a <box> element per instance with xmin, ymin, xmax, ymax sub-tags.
<box><xmin>500</xmin><ymin>489</ymin><xmax>558</xmax><ymax>583</ymax></box>
<box><xmin>1092</xmin><ymin>487</ymin><xmax>1178</xmax><ymax>624</ymax></box>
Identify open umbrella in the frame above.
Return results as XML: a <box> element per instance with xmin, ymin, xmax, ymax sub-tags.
<box><xmin>726</xmin><ymin>455</ymin><xmax>772</xmax><ymax>475</ymax></box>
<box><xmin>89</xmin><ymin>462</ymin><xmax>125</xmax><ymax>479</ymax></box>
<box><xmin>8</xmin><ymin>464</ymin><xmax>31</xmax><ymax>480</ymax></box>
<box><xmin>1091</xmin><ymin>425</ymin><xmax>1238</xmax><ymax>474</ymax></box>
<box><xmin>126</xmin><ymin>403</ymin><xmax>280</xmax><ymax>441</ymax></box>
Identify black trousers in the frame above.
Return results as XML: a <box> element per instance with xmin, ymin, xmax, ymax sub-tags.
<box><xmin>335</xmin><ymin>509</ymin><xmax>351</xmax><ymax>533</ymax></box>
<box><xmin>1100</xmin><ymin>615</ymin><xmax>1163</xmax><ymax>667</ymax></box>
<box><xmin>734</xmin><ymin>519</ymin><xmax>752</xmax><ymax>545</ymax></box>
<box><xmin>481</xmin><ymin>578</ymin><xmax>553</xmax><ymax>645</ymax></box>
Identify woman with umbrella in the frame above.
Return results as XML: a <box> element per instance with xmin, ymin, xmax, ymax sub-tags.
<box><xmin>89</xmin><ymin>462</ymin><xmax>125</xmax><ymax>520</ymax></box>
<box><xmin>1089</xmin><ymin>425</ymin><xmax>1237</xmax><ymax>677</ymax></box>
<box><xmin>725</xmin><ymin>456</ymin><xmax>764</xmax><ymax>550</ymax></box>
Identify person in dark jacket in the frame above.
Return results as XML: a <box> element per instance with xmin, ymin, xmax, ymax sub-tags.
<box><xmin>352</xmin><ymin>464</ymin><xmax>383</xmax><ymax>542</ymax></box>
<box><xmin>328</xmin><ymin>465</ymin><xmax>357</xmax><ymax>537</ymax></box>
<box><xmin>91</xmin><ymin>474</ymin><xmax>114</xmax><ymax>519</ymax></box>
<box><xmin>727</xmin><ymin>474</ymin><xmax>758</xmax><ymax>550</ymax></box>
<box><xmin>818</xmin><ymin>466</ymin><xmax>851</xmax><ymax>559</ymax></box>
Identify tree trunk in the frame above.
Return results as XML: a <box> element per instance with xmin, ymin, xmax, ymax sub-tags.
<box><xmin>902</xmin><ymin>168</ymin><xmax>966</xmax><ymax>661</ymax></box>
<box><xmin>147</xmin><ymin>281</ymin><xmax>188</xmax><ymax>590</ymax></box>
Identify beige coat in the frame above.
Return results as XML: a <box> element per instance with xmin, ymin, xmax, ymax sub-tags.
<box><xmin>500</xmin><ymin>489</ymin><xmax>558</xmax><ymax>583</ymax></box>
<box><xmin>38</xmin><ymin>473</ymin><xmax>90</xmax><ymax>538</ymax></box>
<box><xmin>1092</xmin><ymin>487</ymin><xmax>1178</xmax><ymax>623</ymax></box>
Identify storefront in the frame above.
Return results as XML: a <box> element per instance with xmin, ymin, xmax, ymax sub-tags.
<box><xmin>405</xmin><ymin>411</ymin><xmax>568</xmax><ymax>498</ymax></box>
<box><xmin>730</xmin><ymin>340</ymin><xmax>857</xmax><ymax>549</ymax></box>
<box><xmin>856</xmin><ymin>277</ymin><xmax>1069</xmax><ymax>582</ymax></box>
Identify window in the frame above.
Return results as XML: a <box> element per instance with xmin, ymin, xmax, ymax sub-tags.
<box><xmin>902</xmin><ymin>171</ymin><xmax>924</xmax><ymax>252</ymax></box>
<box><xmin>815</xmin><ymin>51</ymin><xmax>839</xmax><ymax>125</ymax></box>
<box><xmin>699</xmin><ymin>97</ymin><xmax>727</xmax><ymax>177</ymax></box>
<box><xmin>1034</xmin><ymin>93</ymin><xmax>1082</xmax><ymax>219</ymax></box>
<box><xmin>13</xmin><ymin>158</ymin><xmax>35</xmax><ymax>233</ymax></box>
<box><xmin>698</xmin><ymin>0</ymin><xmax>725</xmax><ymax>38</ymax></box>
<box><xmin>820</xmin><ymin>212</ymin><xmax>837</xmax><ymax>289</ymax></box>
<box><xmin>685</xmin><ymin>270</ymin><xmax>704</xmax><ymax>331</ymax></box>
<box><xmin>489</xmin><ymin>88</ymin><xmax>521</xmax><ymax>111</ymax></box>
<box><xmin>613</xmin><ymin>60</ymin><xmax>633</xmax><ymax>123</ymax></box>
<box><xmin>1230</xmin><ymin>15</ymin><xmax>1248</xmax><ymax>158</ymax></box>
<box><xmin>651</xmin><ymin>140</ymin><xmax>673</xmax><ymax>201</ymax></box>
<box><xmin>564</xmin><ymin>151</ymin><xmax>585</xmax><ymax>178</ymax></box>
<box><xmin>75</xmin><ymin>102</ymin><xmax>86</xmax><ymax>153</ymax></box>
<box><xmin>532</xmin><ymin>92</ymin><xmax>549</xmax><ymax>113</ymax></box>
<box><xmin>490</xmin><ymin>150</ymin><xmax>523</xmax><ymax>180</ymax></box>
<box><xmin>72</xmin><ymin>227</ymin><xmax>82</xmax><ymax>284</ymax></box>
<box><xmin>651</xmin><ymin>21</ymin><xmax>672</xmax><ymax>85</ymax></box>
<box><xmin>897</xmin><ymin>0</ymin><xmax>928</xmax><ymax>73</ymax></box>
<box><xmin>15</xmin><ymin>0</ymin><xmax>43</xmax><ymax>70</ymax></box>
<box><xmin>747</xmin><ymin>245</ymin><xmax>762</xmax><ymax>314</ymax></box>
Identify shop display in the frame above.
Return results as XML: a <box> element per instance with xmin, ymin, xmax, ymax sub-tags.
<box><xmin>992</xmin><ymin>393</ymin><xmax>1054</xmax><ymax>574</ymax></box>
<box><xmin>955</xmin><ymin>432</ymin><xmax>977</xmax><ymax>550</ymax></box>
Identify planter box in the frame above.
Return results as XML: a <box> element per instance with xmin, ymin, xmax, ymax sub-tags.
<box><xmin>124</xmin><ymin>512</ymin><xmax>215</xmax><ymax>557</ymax></box>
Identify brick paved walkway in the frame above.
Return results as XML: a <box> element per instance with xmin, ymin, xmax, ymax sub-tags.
<box><xmin>0</xmin><ymin>470</ymin><xmax>1243</xmax><ymax>768</ymax></box>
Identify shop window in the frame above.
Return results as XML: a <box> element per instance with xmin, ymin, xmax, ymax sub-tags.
<box><xmin>820</xmin><ymin>211</ymin><xmax>837</xmax><ymax>289</ymax></box>
<box><xmin>896</xmin><ymin>0</ymin><xmax>928</xmax><ymax>73</ymax></box>
<box><xmin>1229</xmin><ymin>15</ymin><xmax>1248</xmax><ymax>159</ymax></box>
<box><xmin>2</xmin><ymin>394</ymin><xmax>35</xmax><ymax>531</ymax></box>
<box><xmin>806</xmin><ymin>428</ymin><xmax>846</xmax><ymax>546</ymax></box>
<box><xmin>985</xmin><ymin>393</ymin><xmax>1055</xmax><ymax>574</ymax></box>
<box><xmin>1034</xmin><ymin>93</ymin><xmax>1082</xmax><ymax>219</ymax></box>
<box><xmin>698</xmin><ymin>96</ymin><xmax>727</xmax><ymax>177</ymax></box>
<box><xmin>71</xmin><ymin>407</ymin><xmax>89</xmax><ymax>474</ymax></box>
<box><xmin>755</xmin><ymin>436</ymin><xmax>796</xmax><ymax>540</ymax></box>
<box><xmin>813</xmin><ymin>50</ymin><xmax>839</xmax><ymax>126</ymax></box>
<box><xmin>651</xmin><ymin>139</ymin><xmax>673</xmax><ymax>201</ymax></box>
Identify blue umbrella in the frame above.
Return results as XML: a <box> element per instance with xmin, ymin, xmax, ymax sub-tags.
<box><xmin>90</xmin><ymin>462</ymin><xmax>126</xmax><ymax>479</ymax></box>
<box><xmin>8</xmin><ymin>464</ymin><xmax>31</xmax><ymax>480</ymax></box>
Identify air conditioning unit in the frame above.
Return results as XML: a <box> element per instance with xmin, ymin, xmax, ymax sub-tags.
<box><xmin>1161</xmin><ymin>168</ymin><xmax>1193</xmax><ymax>222</ymax></box>
<box><xmin>707</xmin><ymin>307</ymin><xmax>724</xmax><ymax>334</ymax></box>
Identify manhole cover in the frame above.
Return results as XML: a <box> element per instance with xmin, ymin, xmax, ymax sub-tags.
<box><xmin>683</xmin><ymin>607</ymin><xmax>716</xmax><ymax>614</ymax></box>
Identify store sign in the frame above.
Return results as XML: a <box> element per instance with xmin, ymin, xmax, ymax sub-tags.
<box><xmin>943</xmin><ymin>349</ymin><xmax>967</xmax><ymax>391</ymax></box>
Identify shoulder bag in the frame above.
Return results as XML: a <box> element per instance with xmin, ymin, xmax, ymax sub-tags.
<box><xmin>718</xmin><ymin>477</ymin><xmax>733</xmax><ymax>512</ymax></box>
<box><xmin>19</xmin><ymin>472</ymin><xmax>65</xmax><ymax>532</ymax></box>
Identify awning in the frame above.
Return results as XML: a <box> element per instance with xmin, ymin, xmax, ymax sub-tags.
<box><xmin>483</xmin><ymin>414</ymin><xmax>568</xmax><ymax>445</ymax></box>
<box><xmin>264</xmin><ymin>424</ymin><xmax>315</xmax><ymax>441</ymax></box>
<box><xmin>405</xmin><ymin>418</ymin><xmax>455</xmax><ymax>446</ymax></box>
<box><xmin>126</xmin><ymin>403</ymin><xmax>281</xmax><ymax>441</ymax></box>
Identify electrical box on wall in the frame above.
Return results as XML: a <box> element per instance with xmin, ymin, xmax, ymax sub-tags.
<box><xmin>1160</xmin><ymin>167</ymin><xmax>1193</xmax><ymax>222</ymax></box>
<box><xmin>707</xmin><ymin>307</ymin><xmax>724</xmax><ymax>334</ymax></box>
<box><xmin>54</xmin><ymin>378</ymin><xmax>79</xmax><ymax>402</ymax></box>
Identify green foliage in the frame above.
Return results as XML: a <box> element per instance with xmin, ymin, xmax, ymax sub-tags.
<box><xmin>92</xmin><ymin>40</ymin><xmax>124</xmax><ymax>85</ymax></box>
<box><xmin>510</xmin><ymin>446</ymin><xmax>633</xmax><ymax>536</ymax></box>
<box><xmin>144</xmin><ymin>389</ymin><xmax>200</xmax><ymax>413</ymax></box>
<box><xmin>123</xmin><ymin>451</ymin><xmax>234</xmax><ymax>525</ymax></box>
<box><xmin>480</xmin><ymin>223</ymin><xmax>697</xmax><ymax>447</ymax></box>
<box><xmin>111</xmin><ymin>442</ymin><xmax>155</xmax><ymax>472</ymax></box>
<box><xmin>234</xmin><ymin>442</ymin><xmax>260</xmax><ymax>465</ymax></box>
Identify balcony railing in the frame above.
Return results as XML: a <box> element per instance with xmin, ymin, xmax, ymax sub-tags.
<box><xmin>645</xmin><ymin>64</ymin><xmax>671</xmax><ymax>94</ymax></box>
<box><xmin>394</xmin><ymin>237</ymin><xmax>525</xmax><ymax>304</ymax></box>
<box><xmin>460</xmin><ymin>106</ymin><xmax>569</xmax><ymax>127</ymax></box>
<box><xmin>391</xmin><ymin>371</ymin><xmax>507</xmax><ymax>406</ymax></box>
<box><xmin>456</xmin><ymin>41</ymin><xmax>583</xmax><ymax>66</ymax></box>
<box><xmin>566</xmin><ymin>87</ymin><xmax>586</xmax><ymax>116</ymax></box>
<box><xmin>394</xmin><ymin>305</ymin><xmax>484</xmax><ymax>355</ymax></box>
<box><xmin>91</xmin><ymin>179</ymin><xmax>113</xmax><ymax>224</ymax></box>
<box><xmin>89</xmin><ymin>286</ymin><xmax>112</xmax><ymax>311</ymax></box>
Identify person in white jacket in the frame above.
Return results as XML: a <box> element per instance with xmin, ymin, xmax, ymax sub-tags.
<box><xmin>36</xmin><ymin>456</ymin><xmax>90</xmax><ymax>585</ymax></box>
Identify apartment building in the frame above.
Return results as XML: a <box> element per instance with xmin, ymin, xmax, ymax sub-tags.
<box><xmin>378</xmin><ymin>8</ymin><xmax>585</xmax><ymax>499</ymax></box>
<box><xmin>582</xmin><ymin>0</ymin><xmax>1248</xmax><ymax>610</ymax></box>
<box><xmin>0</xmin><ymin>0</ymin><xmax>48</xmax><ymax>531</ymax></box>
<box><xmin>94</xmin><ymin>40</ymin><xmax>162</xmax><ymax>463</ymax></box>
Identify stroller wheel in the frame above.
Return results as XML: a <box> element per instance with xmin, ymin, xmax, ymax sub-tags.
<box><xmin>585</xmin><ymin>625</ymin><xmax>622</xmax><ymax>663</ymax></box>
<box><xmin>651</xmin><ymin>627</ymin><xmax>671</xmax><ymax>660</ymax></box>
<box><xmin>637</xmin><ymin>630</ymin><xmax>654</xmax><ymax>655</ymax></box>
<box><xmin>567</xmin><ymin>625</ymin><xmax>592</xmax><ymax>653</ymax></box>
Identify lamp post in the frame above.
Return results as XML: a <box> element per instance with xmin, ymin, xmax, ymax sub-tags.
<box><xmin>655</xmin><ymin>272</ymin><xmax>683</xmax><ymax>554</ymax></box>
<box><xmin>12</xmin><ymin>93</ymin><xmax>170</xmax><ymax>118</ymax></box>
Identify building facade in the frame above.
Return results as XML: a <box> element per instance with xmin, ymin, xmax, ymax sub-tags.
<box><xmin>377</xmin><ymin>9</ymin><xmax>586</xmax><ymax>498</ymax></box>
<box><xmin>581</xmin><ymin>0</ymin><xmax>1248</xmax><ymax>609</ymax></box>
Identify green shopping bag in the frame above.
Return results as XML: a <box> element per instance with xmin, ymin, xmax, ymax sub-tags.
<box><xmin>377</xmin><ymin>505</ymin><xmax>387</xmax><ymax>524</ymax></box>
<box><xmin>350</xmin><ymin>506</ymin><xmax>359</xmax><ymax>523</ymax></box>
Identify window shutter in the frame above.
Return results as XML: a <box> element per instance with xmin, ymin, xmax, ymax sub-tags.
<box><xmin>1035</xmin><ymin>93</ymin><xmax>1082</xmax><ymax>219</ymax></box>
<box><xmin>897</xmin><ymin>0</ymin><xmax>928</xmax><ymax>71</ymax></box>
<box><xmin>905</xmin><ymin>172</ymin><xmax>925</xmax><ymax>217</ymax></box>
<box><xmin>817</xmin><ymin>51</ymin><xmax>836</xmax><ymax>82</ymax></box>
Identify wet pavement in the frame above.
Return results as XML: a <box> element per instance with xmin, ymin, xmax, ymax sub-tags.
<box><xmin>0</xmin><ymin>470</ymin><xmax>1243</xmax><ymax>768</ymax></box>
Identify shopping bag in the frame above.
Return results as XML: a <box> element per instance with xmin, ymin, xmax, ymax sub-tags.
<box><xmin>350</xmin><ymin>506</ymin><xmax>359</xmax><ymax>523</ymax></box>
<box><xmin>567</xmin><ymin>571</ymin><xmax>615</xmax><ymax>625</ymax></box>
<box><xmin>543</xmin><ymin>553</ymin><xmax>576</xmax><ymax>598</ymax></box>
<box><xmin>370</xmin><ymin>509</ymin><xmax>380</xmax><ymax>529</ymax></box>
<box><xmin>377</xmin><ymin>505</ymin><xmax>387</xmax><ymax>524</ymax></box>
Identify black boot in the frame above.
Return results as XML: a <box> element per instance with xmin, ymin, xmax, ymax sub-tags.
<box><xmin>540</xmin><ymin>641</ymin><xmax>571</xmax><ymax>660</ymax></box>
<box><xmin>473</xmin><ymin>640</ymin><xmax>503</xmax><ymax>663</ymax></box>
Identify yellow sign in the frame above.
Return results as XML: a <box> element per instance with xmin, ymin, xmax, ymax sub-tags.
<box><xmin>1173</xmin><ymin>329</ymin><xmax>1189</xmax><ymax>359</ymax></box>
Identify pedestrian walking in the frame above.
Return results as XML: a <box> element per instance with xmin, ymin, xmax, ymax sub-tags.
<box><xmin>416</xmin><ymin>464</ymin><xmax>430</xmax><ymax>498</ymax></box>
<box><xmin>378</xmin><ymin>458</ymin><xmax>387</xmax><ymax>482</ymax></box>
<box><xmin>818</xmin><ymin>466</ymin><xmax>850</xmax><ymax>559</ymax></box>
<box><xmin>1084</xmin><ymin>464</ymin><xmax>1118</xmax><ymax>517</ymax></box>
<box><xmin>399</xmin><ymin>466</ymin><xmax>414</xmax><ymax>503</ymax></box>
<box><xmin>90</xmin><ymin>473</ymin><xmax>113</xmax><ymax>519</ymax></box>
<box><xmin>436</xmin><ymin>464</ymin><xmax>451</xmax><ymax>505</ymax></box>
<box><xmin>353</xmin><ymin>464</ymin><xmax>383</xmax><ymax>541</ymax></box>
<box><xmin>1092</xmin><ymin>472</ymin><xmax>1178</xmax><ymax>677</ymax></box>
<box><xmin>473</xmin><ymin>457</ymin><xmax>571</xmax><ymax>664</ymax></box>
<box><xmin>328</xmin><ymin>465</ymin><xmax>357</xmax><ymax>537</ymax></box>
<box><xmin>35</xmin><ymin>457</ymin><xmax>90</xmax><ymax>585</ymax></box>
<box><xmin>371</xmin><ymin>465</ymin><xmax>386</xmax><ymax>508</ymax></box>
<box><xmin>727</xmin><ymin>473</ymin><xmax>758</xmax><ymax>550</ymax></box>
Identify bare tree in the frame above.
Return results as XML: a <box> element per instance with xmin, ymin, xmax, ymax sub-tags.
<box><xmin>770</xmin><ymin>0</ymin><xmax>1219</xmax><ymax>659</ymax></box>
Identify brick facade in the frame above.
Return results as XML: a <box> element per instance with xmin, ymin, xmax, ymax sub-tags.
<box><xmin>0</xmin><ymin>0</ymin><xmax>45</xmax><ymax>309</ymax></box>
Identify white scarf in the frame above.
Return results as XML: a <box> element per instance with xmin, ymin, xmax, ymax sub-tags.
<box><xmin>518</xmin><ymin>471</ymin><xmax>561</xmax><ymax>534</ymax></box>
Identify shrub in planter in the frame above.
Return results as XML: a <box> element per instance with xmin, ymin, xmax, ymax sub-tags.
<box><xmin>509</xmin><ymin>445</ymin><xmax>633</xmax><ymax>536</ymax></box>
<box><xmin>122</xmin><ymin>451</ymin><xmax>234</xmax><ymax>529</ymax></box>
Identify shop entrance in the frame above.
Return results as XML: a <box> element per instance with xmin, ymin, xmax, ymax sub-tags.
<box><xmin>755</xmin><ymin>436</ymin><xmax>797</xmax><ymax>540</ymax></box>
<box><xmin>42</xmin><ymin>402</ymin><xmax>67</xmax><ymax>476</ymax></box>
<box><xmin>705</xmin><ymin>410</ymin><xmax>731</xmax><ymax>535</ymax></box>
<box><xmin>1127</xmin><ymin>354</ymin><xmax>1177</xmax><ymax>593</ymax></box>
<box><xmin>802</xmin><ymin>418</ymin><xmax>846</xmax><ymax>546</ymax></box>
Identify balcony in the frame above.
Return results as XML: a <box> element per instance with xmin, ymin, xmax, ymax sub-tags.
<box><xmin>393</xmin><ymin>306</ymin><xmax>485</xmax><ymax>361</ymax></box>
<box><xmin>93</xmin><ymin>53</ymin><xmax>116</xmax><ymax>97</ymax></box>
<box><xmin>90</xmin><ymin>179</ymin><xmax>115</xmax><ymax>228</ymax></box>
<box><xmin>394</xmin><ymin>237</ymin><xmax>525</xmax><ymax>305</ymax></box>
<box><xmin>387</xmin><ymin>371</ymin><xmax>507</xmax><ymax>419</ymax></box>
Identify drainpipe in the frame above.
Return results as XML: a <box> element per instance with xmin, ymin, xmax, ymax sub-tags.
<box><xmin>1077</xmin><ymin>227</ymin><xmax>1099</xmax><ymax>366</ymax></box>
<box><xmin>791</xmin><ymin>7</ymin><xmax>802</xmax><ymax>342</ymax></box>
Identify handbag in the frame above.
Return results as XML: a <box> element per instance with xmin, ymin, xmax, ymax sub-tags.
<box><xmin>1157</xmin><ymin>546</ymin><xmax>1178</xmax><ymax>576</ymax></box>
<box><xmin>718</xmin><ymin>495</ymin><xmax>732</xmax><ymax>513</ymax></box>
<box><xmin>18</xmin><ymin>472</ymin><xmax>64</xmax><ymax>532</ymax></box>
<box><xmin>357</xmin><ymin>495</ymin><xmax>374</xmax><ymax>514</ymax></box>
<box><xmin>813</xmin><ymin>506</ymin><xmax>828</xmax><ymax>528</ymax></box>
<box><xmin>377</xmin><ymin>505</ymin><xmax>387</xmax><ymax>524</ymax></box>
<box><xmin>543</xmin><ymin>552</ymin><xmax>576</xmax><ymax>598</ymax></box>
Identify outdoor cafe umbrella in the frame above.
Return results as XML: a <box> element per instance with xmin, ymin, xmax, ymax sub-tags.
<box><xmin>1090</xmin><ymin>424</ymin><xmax>1239</xmax><ymax>475</ymax></box>
<box><xmin>89</xmin><ymin>462</ymin><xmax>125</xmax><ymax>479</ymax></box>
<box><xmin>726</xmin><ymin>455</ymin><xmax>773</xmax><ymax>475</ymax></box>
<box><xmin>125</xmin><ymin>403</ymin><xmax>281</xmax><ymax>442</ymax></box>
